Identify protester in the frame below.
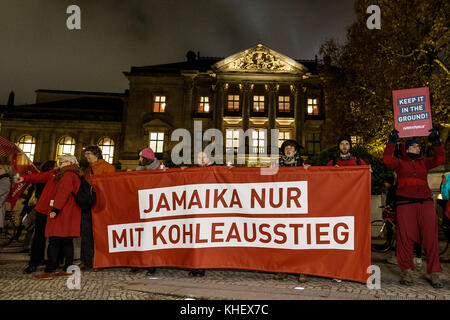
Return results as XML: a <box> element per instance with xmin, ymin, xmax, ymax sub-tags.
<box><xmin>129</xmin><ymin>147</ymin><xmax>160</xmax><ymax>275</ymax></box>
<box><xmin>327</xmin><ymin>137</ymin><xmax>368</xmax><ymax>167</ymax></box>
<box><xmin>383</xmin><ymin>128</ymin><xmax>445</xmax><ymax>288</ymax></box>
<box><xmin>19</xmin><ymin>161</ymin><xmax>59</xmax><ymax>274</ymax></box>
<box><xmin>275</xmin><ymin>140</ymin><xmax>309</xmax><ymax>283</ymax></box>
<box><xmin>0</xmin><ymin>164</ymin><xmax>14</xmax><ymax>234</ymax></box>
<box><xmin>187</xmin><ymin>151</ymin><xmax>215</xmax><ymax>277</ymax></box>
<box><xmin>441</xmin><ymin>173</ymin><xmax>450</xmax><ymax>219</ymax></box>
<box><xmin>33</xmin><ymin>154</ymin><xmax>82</xmax><ymax>279</ymax></box>
<box><xmin>136</xmin><ymin>147</ymin><xmax>160</xmax><ymax>171</ymax></box>
<box><xmin>80</xmin><ymin>146</ymin><xmax>115</xmax><ymax>270</ymax></box>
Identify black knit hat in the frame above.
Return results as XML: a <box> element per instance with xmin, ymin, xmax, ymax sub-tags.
<box><xmin>337</xmin><ymin>137</ymin><xmax>352</xmax><ymax>150</ymax></box>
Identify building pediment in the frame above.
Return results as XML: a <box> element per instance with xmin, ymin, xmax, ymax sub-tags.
<box><xmin>213</xmin><ymin>44</ymin><xmax>307</xmax><ymax>74</ymax></box>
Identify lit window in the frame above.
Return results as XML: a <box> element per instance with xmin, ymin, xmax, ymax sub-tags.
<box><xmin>56</xmin><ymin>136</ymin><xmax>76</xmax><ymax>158</ymax></box>
<box><xmin>198</xmin><ymin>96</ymin><xmax>210</xmax><ymax>113</ymax></box>
<box><xmin>98</xmin><ymin>137</ymin><xmax>115</xmax><ymax>164</ymax></box>
<box><xmin>278</xmin><ymin>131</ymin><xmax>291</xmax><ymax>148</ymax></box>
<box><xmin>307</xmin><ymin>98</ymin><xmax>319</xmax><ymax>115</ymax></box>
<box><xmin>153</xmin><ymin>96</ymin><xmax>166</xmax><ymax>113</ymax></box>
<box><xmin>226</xmin><ymin>129</ymin><xmax>240</xmax><ymax>154</ymax></box>
<box><xmin>251</xmin><ymin>129</ymin><xmax>266</xmax><ymax>154</ymax></box>
<box><xmin>351</xmin><ymin>136</ymin><xmax>363</xmax><ymax>146</ymax></box>
<box><xmin>278</xmin><ymin>96</ymin><xmax>290</xmax><ymax>112</ymax></box>
<box><xmin>16</xmin><ymin>135</ymin><xmax>36</xmax><ymax>161</ymax></box>
<box><xmin>227</xmin><ymin>95</ymin><xmax>240</xmax><ymax>112</ymax></box>
<box><xmin>253</xmin><ymin>96</ymin><xmax>265</xmax><ymax>112</ymax></box>
<box><xmin>150</xmin><ymin>132</ymin><xmax>164</xmax><ymax>153</ymax></box>
<box><xmin>307</xmin><ymin>133</ymin><xmax>320</xmax><ymax>155</ymax></box>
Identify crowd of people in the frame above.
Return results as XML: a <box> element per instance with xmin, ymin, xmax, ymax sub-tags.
<box><xmin>0</xmin><ymin>127</ymin><xmax>447</xmax><ymax>288</ymax></box>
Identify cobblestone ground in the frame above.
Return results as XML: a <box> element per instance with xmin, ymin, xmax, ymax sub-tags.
<box><xmin>1</xmin><ymin>238</ymin><xmax>450</xmax><ymax>300</ymax></box>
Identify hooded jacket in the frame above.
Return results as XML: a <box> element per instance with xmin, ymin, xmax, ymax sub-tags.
<box><xmin>45</xmin><ymin>165</ymin><xmax>81</xmax><ymax>237</ymax></box>
<box><xmin>383</xmin><ymin>142</ymin><xmax>445</xmax><ymax>199</ymax></box>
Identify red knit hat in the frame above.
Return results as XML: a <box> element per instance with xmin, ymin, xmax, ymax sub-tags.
<box><xmin>139</xmin><ymin>148</ymin><xmax>155</xmax><ymax>160</ymax></box>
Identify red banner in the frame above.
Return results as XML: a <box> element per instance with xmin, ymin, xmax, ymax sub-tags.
<box><xmin>91</xmin><ymin>166</ymin><xmax>371</xmax><ymax>283</ymax></box>
<box><xmin>392</xmin><ymin>87</ymin><xmax>433</xmax><ymax>138</ymax></box>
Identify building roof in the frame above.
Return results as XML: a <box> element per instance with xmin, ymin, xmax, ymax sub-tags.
<box><xmin>1</xmin><ymin>96</ymin><xmax>123</xmax><ymax>122</ymax></box>
<box><xmin>126</xmin><ymin>45</ymin><xmax>320</xmax><ymax>76</ymax></box>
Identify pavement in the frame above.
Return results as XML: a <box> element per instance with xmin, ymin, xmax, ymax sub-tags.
<box><xmin>1</xmin><ymin>237</ymin><xmax>450</xmax><ymax>302</ymax></box>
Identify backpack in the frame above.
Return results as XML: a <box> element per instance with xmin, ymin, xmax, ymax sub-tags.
<box><xmin>73</xmin><ymin>177</ymin><xmax>96</xmax><ymax>211</ymax></box>
<box><xmin>332</xmin><ymin>156</ymin><xmax>362</xmax><ymax>166</ymax></box>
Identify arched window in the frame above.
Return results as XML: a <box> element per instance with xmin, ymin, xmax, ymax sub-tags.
<box><xmin>56</xmin><ymin>136</ymin><xmax>76</xmax><ymax>158</ymax></box>
<box><xmin>16</xmin><ymin>135</ymin><xmax>36</xmax><ymax>161</ymax></box>
<box><xmin>98</xmin><ymin>137</ymin><xmax>114</xmax><ymax>164</ymax></box>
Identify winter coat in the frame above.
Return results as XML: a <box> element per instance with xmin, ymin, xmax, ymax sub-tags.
<box><xmin>383</xmin><ymin>143</ymin><xmax>445</xmax><ymax>199</ymax></box>
<box><xmin>279</xmin><ymin>155</ymin><xmax>304</xmax><ymax>167</ymax></box>
<box><xmin>22</xmin><ymin>170</ymin><xmax>57</xmax><ymax>215</ymax></box>
<box><xmin>441</xmin><ymin>173</ymin><xmax>450</xmax><ymax>201</ymax></box>
<box><xmin>84</xmin><ymin>159</ymin><xmax>115</xmax><ymax>184</ymax></box>
<box><xmin>0</xmin><ymin>174</ymin><xmax>11</xmax><ymax>228</ymax></box>
<box><xmin>326</xmin><ymin>156</ymin><xmax>367</xmax><ymax>166</ymax></box>
<box><xmin>45</xmin><ymin>166</ymin><xmax>81</xmax><ymax>238</ymax></box>
<box><xmin>136</xmin><ymin>158</ymin><xmax>160</xmax><ymax>171</ymax></box>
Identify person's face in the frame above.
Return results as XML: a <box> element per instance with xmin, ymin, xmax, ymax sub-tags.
<box><xmin>197</xmin><ymin>152</ymin><xmax>209</xmax><ymax>166</ymax></box>
<box><xmin>283</xmin><ymin>145</ymin><xmax>297</xmax><ymax>157</ymax></box>
<box><xmin>84</xmin><ymin>151</ymin><xmax>98</xmax><ymax>163</ymax></box>
<box><xmin>339</xmin><ymin>140</ymin><xmax>351</xmax><ymax>155</ymax></box>
<box><xmin>57</xmin><ymin>160</ymin><xmax>70</xmax><ymax>168</ymax></box>
<box><xmin>407</xmin><ymin>144</ymin><xmax>420</xmax><ymax>155</ymax></box>
<box><xmin>0</xmin><ymin>167</ymin><xmax>5</xmax><ymax>175</ymax></box>
<box><xmin>138</xmin><ymin>156</ymin><xmax>145</xmax><ymax>166</ymax></box>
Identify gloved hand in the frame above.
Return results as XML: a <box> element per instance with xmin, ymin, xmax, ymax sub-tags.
<box><xmin>428</xmin><ymin>128</ymin><xmax>441</xmax><ymax>146</ymax></box>
<box><xmin>387</xmin><ymin>129</ymin><xmax>399</xmax><ymax>144</ymax></box>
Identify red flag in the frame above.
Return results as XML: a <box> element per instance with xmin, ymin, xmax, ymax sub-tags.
<box><xmin>0</xmin><ymin>136</ymin><xmax>39</xmax><ymax>209</ymax></box>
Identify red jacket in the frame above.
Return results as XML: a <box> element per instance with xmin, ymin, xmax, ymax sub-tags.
<box><xmin>22</xmin><ymin>170</ymin><xmax>57</xmax><ymax>215</ymax></box>
<box><xmin>327</xmin><ymin>156</ymin><xmax>367</xmax><ymax>166</ymax></box>
<box><xmin>383</xmin><ymin>143</ymin><xmax>445</xmax><ymax>199</ymax></box>
<box><xmin>45</xmin><ymin>170</ymin><xmax>81</xmax><ymax>238</ymax></box>
<box><xmin>84</xmin><ymin>159</ymin><xmax>115</xmax><ymax>184</ymax></box>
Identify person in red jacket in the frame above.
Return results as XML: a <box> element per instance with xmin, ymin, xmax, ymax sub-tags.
<box><xmin>80</xmin><ymin>145</ymin><xmax>115</xmax><ymax>270</ymax></box>
<box><xmin>18</xmin><ymin>161</ymin><xmax>58</xmax><ymax>274</ymax></box>
<box><xmin>33</xmin><ymin>154</ymin><xmax>82</xmax><ymax>279</ymax></box>
<box><xmin>327</xmin><ymin>137</ymin><xmax>368</xmax><ymax>167</ymax></box>
<box><xmin>384</xmin><ymin>128</ymin><xmax>445</xmax><ymax>288</ymax></box>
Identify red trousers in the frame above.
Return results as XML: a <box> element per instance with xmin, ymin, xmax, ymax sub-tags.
<box><xmin>396</xmin><ymin>200</ymin><xmax>442</xmax><ymax>274</ymax></box>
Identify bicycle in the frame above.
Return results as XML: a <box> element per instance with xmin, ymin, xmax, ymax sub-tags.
<box><xmin>436</xmin><ymin>199</ymin><xmax>450</xmax><ymax>257</ymax></box>
<box><xmin>1</xmin><ymin>210</ymin><xmax>17</xmax><ymax>243</ymax></box>
<box><xmin>372</xmin><ymin>203</ymin><xmax>450</xmax><ymax>256</ymax></box>
<box><xmin>371</xmin><ymin>206</ymin><xmax>396</xmax><ymax>253</ymax></box>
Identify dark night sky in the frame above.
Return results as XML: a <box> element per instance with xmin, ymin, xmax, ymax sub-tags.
<box><xmin>1</xmin><ymin>0</ymin><xmax>356</xmax><ymax>105</ymax></box>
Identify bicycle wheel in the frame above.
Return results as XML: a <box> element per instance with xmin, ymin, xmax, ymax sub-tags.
<box><xmin>3</xmin><ymin>217</ymin><xmax>17</xmax><ymax>242</ymax></box>
<box><xmin>371</xmin><ymin>220</ymin><xmax>391</xmax><ymax>252</ymax></box>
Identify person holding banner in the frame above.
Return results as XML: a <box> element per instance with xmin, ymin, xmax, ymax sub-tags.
<box><xmin>384</xmin><ymin>128</ymin><xmax>445</xmax><ymax>288</ymax></box>
<box><xmin>0</xmin><ymin>163</ymin><xmax>14</xmax><ymax>233</ymax></box>
<box><xmin>129</xmin><ymin>147</ymin><xmax>160</xmax><ymax>275</ymax></box>
<box><xmin>80</xmin><ymin>146</ymin><xmax>115</xmax><ymax>270</ymax></box>
<box><xmin>187</xmin><ymin>151</ymin><xmax>215</xmax><ymax>277</ymax></box>
<box><xmin>275</xmin><ymin>140</ymin><xmax>309</xmax><ymax>283</ymax></box>
<box><xmin>33</xmin><ymin>154</ymin><xmax>82</xmax><ymax>279</ymax></box>
<box><xmin>327</xmin><ymin>137</ymin><xmax>368</xmax><ymax>167</ymax></box>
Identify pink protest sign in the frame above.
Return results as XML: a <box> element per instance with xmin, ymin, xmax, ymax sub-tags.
<box><xmin>392</xmin><ymin>87</ymin><xmax>432</xmax><ymax>138</ymax></box>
